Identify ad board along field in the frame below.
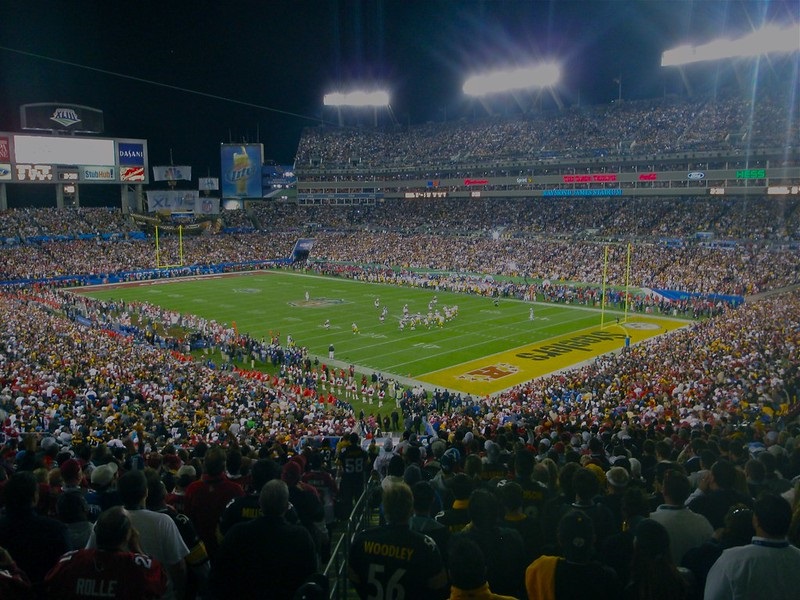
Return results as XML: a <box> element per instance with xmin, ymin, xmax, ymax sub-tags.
<box><xmin>80</xmin><ymin>271</ymin><xmax>691</xmax><ymax>396</ymax></box>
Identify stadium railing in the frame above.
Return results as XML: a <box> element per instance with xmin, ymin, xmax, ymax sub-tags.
<box><xmin>324</xmin><ymin>479</ymin><xmax>381</xmax><ymax>599</ymax></box>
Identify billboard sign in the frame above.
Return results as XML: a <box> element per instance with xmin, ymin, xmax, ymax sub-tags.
<box><xmin>20</xmin><ymin>103</ymin><xmax>104</xmax><ymax>134</ymax></box>
<box><xmin>118</xmin><ymin>142</ymin><xmax>145</xmax><ymax>166</ymax></box>
<box><xmin>146</xmin><ymin>190</ymin><xmax>219</xmax><ymax>213</ymax></box>
<box><xmin>221</xmin><ymin>144</ymin><xmax>262</xmax><ymax>198</ymax></box>
<box><xmin>0</xmin><ymin>133</ymin><xmax>148</xmax><ymax>184</ymax></box>
<box><xmin>81</xmin><ymin>166</ymin><xmax>116</xmax><ymax>181</ymax></box>
<box><xmin>14</xmin><ymin>135</ymin><xmax>115</xmax><ymax>166</ymax></box>
<box><xmin>153</xmin><ymin>165</ymin><xmax>192</xmax><ymax>182</ymax></box>
<box><xmin>120</xmin><ymin>166</ymin><xmax>146</xmax><ymax>182</ymax></box>
<box><xmin>15</xmin><ymin>164</ymin><xmax>54</xmax><ymax>182</ymax></box>
<box><xmin>199</xmin><ymin>177</ymin><xmax>219</xmax><ymax>191</ymax></box>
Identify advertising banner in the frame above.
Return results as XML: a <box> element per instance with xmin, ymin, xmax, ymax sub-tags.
<box><xmin>199</xmin><ymin>177</ymin><xmax>219</xmax><ymax>191</ymax></box>
<box><xmin>0</xmin><ymin>132</ymin><xmax>147</xmax><ymax>184</ymax></box>
<box><xmin>153</xmin><ymin>165</ymin><xmax>192</xmax><ymax>182</ymax></box>
<box><xmin>146</xmin><ymin>190</ymin><xmax>219</xmax><ymax>214</ymax></box>
<box><xmin>221</xmin><ymin>144</ymin><xmax>262</xmax><ymax>198</ymax></box>
<box><xmin>15</xmin><ymin>135</ymin><xmax>115</xmax><ymax>166</ymax></box>
<box><xmin>118</xmin><ymin>142</ymin><xmax>145</xmax><ymax>166</ymax></box>
<box><xmin>80</xmin><ymin>166</ymin><xmax>116</xmax><ymax>182</ymax></box>
<box><xmin>20</xmin><ymin>103</ymin><xmax>104</xmax><ymax>134</ymax></box>
<box><xmin>120</xmin><ymin>166</ymin><xmax>146</xmax><ymax>182</ymax></box>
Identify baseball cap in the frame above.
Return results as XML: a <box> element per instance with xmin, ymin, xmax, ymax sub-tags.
<box><xmin>91</xmin><ymin>463</ymin><xmax>119</xmax><ymax>488</ymax></box>
<box><xmin>176</xmin><ymin>465</ymin><xmax>197</xmax><ymax>487</ymax></box>
<box><xmin>558</xmin><ymin>511</ymin><xmax>595</xmax><ymax>560</ymax></box>
<box><xmin>146</xmin><ymin>453</ymin><xmax>163</xmax><ymax>469</ymax></box>
<box><xmin>41</xmin><ymin>436</ymin><xmax>60</xmax><ymax>452</ymax></box>
<box><xmin>606</xmin><ymin>466</ymin><xmax>630</xmax><ymax>489</ymax></box>
<box><xmin>634</xmin><ymin>519</ymin><xmax>671</xmax><ymax>558</ymax></box>
<box><xmin>60</xmin><ymin>458</ymin><xmax>82</xmax><ymax>480</ymax></box>
<box><xmin>282</xmin><ymin>461</ymin><xmax>303</xmax><ymax>485</ymax></box>
<box><xmin>163</xmin><ymin>454</ymin><xmax>182</xmax><ymax>473</ymax></box>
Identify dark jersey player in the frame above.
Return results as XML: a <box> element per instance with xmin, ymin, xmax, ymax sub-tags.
<box><xmin>349</xmin><ymin>482</ymin><xmax>448</xmax><ymax>600</ymax></box>
<box><xmin>338</xmin><ymin>433</ymin><xmax>369</xmax><ymax>517</ymax></box>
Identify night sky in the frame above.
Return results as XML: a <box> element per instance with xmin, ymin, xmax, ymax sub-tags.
<box><xmin>0</xmin><ymin>0</ymin><xmax>797</xmax><ymax>181</ymax></box>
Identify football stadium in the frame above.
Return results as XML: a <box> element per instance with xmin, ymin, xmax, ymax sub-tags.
<box><xmin>1</xmin><ymin>2</ymin><xmax>799</xmax><ymax>599</ymax></box>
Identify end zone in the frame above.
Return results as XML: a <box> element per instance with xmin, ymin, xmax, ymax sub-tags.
<box><xmin>418</xmin><ymin>316</ymin><xmax>688</xmax><ymax>396</ymax></box>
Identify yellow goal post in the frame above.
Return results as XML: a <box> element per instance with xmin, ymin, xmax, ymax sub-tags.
<box><xmin>154</xmin><ymin>224</ymin><xmax>185</xmax><ymax>268</ymax></box>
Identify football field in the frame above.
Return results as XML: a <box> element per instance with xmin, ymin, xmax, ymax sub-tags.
<box><xmin>80</xmin><ymin>271</ymin><xmax>689</xmax><ymax>396</ymax></box>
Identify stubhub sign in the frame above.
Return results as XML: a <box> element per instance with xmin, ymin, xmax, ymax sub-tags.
<box><xmin>81</xmin><ymin>166</ymin><xmax>116</xmax><ymax>181</ymax></box>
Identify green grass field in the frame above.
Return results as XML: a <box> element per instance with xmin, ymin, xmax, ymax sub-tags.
<box><xmin>80</xmin><ymin>270</ymin><xmax>689</xmax><ymax>395</ymax></box>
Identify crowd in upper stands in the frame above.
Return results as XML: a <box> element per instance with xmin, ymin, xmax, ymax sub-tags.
<box><xmin>0</xmin><ymin>207</ymin><xmax>137</xmax><ymax>239</ymax></box>
<box><xmin>296</xmin><ymin>94</ymin><xmax>799</xmax><ymax>166</ymax></box>
<box><xmin>248</xmin><ymin>196</ymin><xmax>800</xmax><ymax>241</ymax></box>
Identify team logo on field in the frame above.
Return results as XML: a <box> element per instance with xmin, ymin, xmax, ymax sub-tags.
<box><xmin>233</xmin><ymin>288</ymin><xmax>262</xmax><ymax>294</ymax></box>
<box><xmin>459</xmin><ymin>363</ymin><xmax>519</xmax><ymax>382</ymax></box>
<box><xmin>624</xmin><ymin>322</ymin><xmax>660</xmax><ymax>330</ymax></box>
<box><xmin>288</xmin><ymin>298</ymin><xmax>348</xmax><ymax>307</ymax></box>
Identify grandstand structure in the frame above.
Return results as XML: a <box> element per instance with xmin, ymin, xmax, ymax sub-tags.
<box><xmin>293</xmin><ymin>95</ymin><xmax>799</xmax><ymax>209</ymax></box>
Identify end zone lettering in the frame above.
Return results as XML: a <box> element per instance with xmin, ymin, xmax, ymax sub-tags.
<box><xmin>517</xmin><ymin>331</ymin><xmax>627</xmax><ymax>361</ymax></box>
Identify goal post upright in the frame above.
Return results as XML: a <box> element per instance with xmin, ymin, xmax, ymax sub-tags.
<box><xmin>600</xmin><ymin>243</ymin><xmax>633</xmax><ymax>330</ymax></box>
<box><xmin>155</xmin><ymin>224</ymin><xmax>162</xmax><ymax>268</ymax></box>
<box><xmin>178</xmin><ymin>224</ymin><xmax>184</xmax><ymax>266</ymax></box>
<box><xmin>600</xmin><ymin>244</ymin><xmax>609</xmax><ymax>329</ymax></box>
<box><xmin>623</xmin><ymin>242</ymin><xmax>632</xmax><ymax>323</ymax></box>
<box><xmin>154</xmin><ymin>224</ymin><xmax>185</xmax><ymax>269</ymax></box>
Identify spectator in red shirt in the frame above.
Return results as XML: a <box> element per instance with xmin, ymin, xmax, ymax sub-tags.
<box><xmin>44</xmin><ymin>506</ymin><xmax>167</xmax><ymax>600</ymax></box>
<box><xmin>184</xmin><ymin>446</ymin><xmax>244</xmax><ymax>559</ymax></box>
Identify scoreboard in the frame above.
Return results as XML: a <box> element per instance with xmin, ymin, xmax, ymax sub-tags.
<box><xmin>0</xmin><ymin>133</ymin><xmax>149</xmax><ymax>184</ymax></box>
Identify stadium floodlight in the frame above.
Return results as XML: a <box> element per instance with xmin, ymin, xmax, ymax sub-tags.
<box><xmin>323</xmin><ymin>90</ymin><xmax>390</xmax><ymax>107</ymax></box>
<box><xmin>661</xmin><ymin>23</ymin><xmax>800</xmax><ymax>67</ymax></box>
<box><xmin>462</xmin><ymin>63</ymin><xmax>561</xmax><ymax>97</ymax></box>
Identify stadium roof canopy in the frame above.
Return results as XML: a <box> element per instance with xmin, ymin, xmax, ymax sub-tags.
<box><xmin>323</xmin><ymin>90</ymin><xmax>390</xmax><ymax>107</ymax></box>
<box><xmin>661</xmin><ymin>23</ymin><xmax>800</xmax><ymax>67</ymax></box>
<box><xmin>462</xmin><ymin>63</ymin><xmax>561</xmax><ymax>97</ymax></box>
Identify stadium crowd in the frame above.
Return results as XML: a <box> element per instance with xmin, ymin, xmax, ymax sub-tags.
<box><xmin>0</xmin><ymin>90</ymin><xmax>798</xmax><ymax>598</ymax></box>
<box><xmin>0</xmin><ymin>272</ymin><xmax>798</xmax><ymax>596</ymax></box>
<box><xmin>296</xmin><ymin>94</ymin><xmax>798</xmax><ymax>166</ymax></box>
<box><xmin>307</xmin><ymin>233</ymin><xmax>799</xmax><ymax>297</ymax></box>
<box><xmin>248</xmin><ymin>196</ymin><xmax>800</xmax><ymax>241</ymax></box>
<box><xmin>0</xmin><ymin>207</ymin><xmax>137</xmax><ymax>239</ymax></box>
<box><xmin>1</xmin><ymin>201</ymin><xmax>798</xmax><ymax>297</ymax></box>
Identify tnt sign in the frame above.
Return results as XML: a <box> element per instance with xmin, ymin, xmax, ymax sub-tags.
<box><xmin>15</xmin><ymin>164</ymin><xmax>53</xmax><ymax>181</ymax></box>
